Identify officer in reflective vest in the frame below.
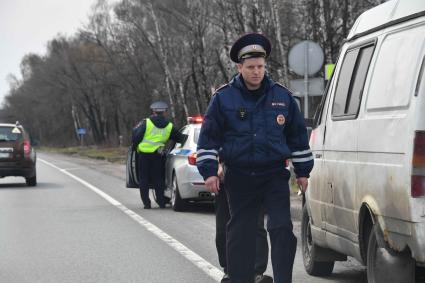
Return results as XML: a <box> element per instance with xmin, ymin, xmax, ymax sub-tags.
<box><xmin>133</xmin><ymin>101</ymin><xmax>187</xmax><ymax>209</ymax></box>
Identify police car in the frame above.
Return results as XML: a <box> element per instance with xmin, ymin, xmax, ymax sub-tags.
<box><xmin>164</xmin><ymin>116</ymin><xmax>213</xmax><ymax>211</ymax></box>
<box><xmin>126</xmin><ymin>116</ymin><xmax>213</xmax><ymax>211</ymax></box>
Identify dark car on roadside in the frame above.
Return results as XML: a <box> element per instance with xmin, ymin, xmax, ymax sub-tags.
<box><xmin>0</xmin><ymin>122</ymin><xmax>37</xmax><ymax>186</ymax></box>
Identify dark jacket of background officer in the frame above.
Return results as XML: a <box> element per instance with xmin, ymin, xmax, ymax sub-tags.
<box><xmin>196</xmin><ymin>33</ymin><xmax>313</xmax><ymax>283</ymax></box>
<box><xmin>133</xmin><ymin>101</ymin><xmax>186</xmax><ymax>209</ymax></box>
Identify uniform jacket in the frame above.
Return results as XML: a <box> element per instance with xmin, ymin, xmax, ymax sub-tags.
<box><xmin>196</xmin><ymin>74</ymin><xmax>313</xmax><ymax>180</ymax></box>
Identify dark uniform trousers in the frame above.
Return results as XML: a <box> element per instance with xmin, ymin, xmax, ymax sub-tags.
<box><xmin>138</xmin><ymin>152</ymin><xmax>165</xmax><ymax>207</ymax></box>
<box><xmin>215</xmin><ymin>185</ymin><xmax>268</xmax><ymax>275</ymax></box>
<box><xmin>225</xmin><ymin>167</ymin><xmax>297</xmax><ymax>283</ymax></box>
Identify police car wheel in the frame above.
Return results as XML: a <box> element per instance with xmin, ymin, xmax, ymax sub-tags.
<box><xmin>367</xmin><ymin>223</ymin><xmax>415</xmax><ymax>283</ymax></box>
<box><xmin>171</xmin><ymin>173</ymin><xmax>187</xmax><ymax>212</ymax></box>
<box><xmin>301</xmin><ymin>205</ymin><xmax>334</xmax><ymax>276</ymax></box>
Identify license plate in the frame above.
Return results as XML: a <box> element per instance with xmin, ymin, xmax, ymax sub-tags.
<box><xmin>0</xmin><ymin>152</ymin><xmax>10</xmax><ymax>158</ymax></box>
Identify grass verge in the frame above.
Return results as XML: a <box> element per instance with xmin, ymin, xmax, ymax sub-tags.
<box><xmin>39</xmin><ymin>146</ymin><xmax>127</xmax><ymax>164</ymax></box>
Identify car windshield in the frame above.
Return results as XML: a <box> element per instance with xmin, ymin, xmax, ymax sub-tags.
<box><xmin>0</xmin><ymin>126</ymin><xmax>23</xmax><ymax>141</ymax></box>
<box><xmin>193</xmin><ymin>128</ymin><xmax>201</xmax><ymax>144</ymax></box>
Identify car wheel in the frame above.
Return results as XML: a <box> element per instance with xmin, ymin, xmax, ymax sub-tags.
<box><xmin>367</xmin><ymin>223</ymin><xmax>415</xmax><ymax>283</ymax></box>
<box><xmin>26</xmin><ymin>175</ymin><xmax>37</xmax><ymax>187</ymax></box>
<box><xmin>171</xmin><ymin>173</ymin><xmax>187</xmax><ymax>212</ymax></box>
<box><xmin>301</xmin><ymin>205</ymin><xmax>334</xmax><ymax>276</ymax></box>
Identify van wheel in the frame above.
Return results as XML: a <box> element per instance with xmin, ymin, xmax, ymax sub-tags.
<box><xmin>367</xmin><ymin>223</ymin><xmax>415</xmax><ymax>282</ymax></box>
<box><xmin>301</xmin><ymin>205</ymin><xmax>334</xmax><ymax>276</ymax></box>
<box><xmin>26</xmin><ymin>175</ymin><xmax>37</xmax><ymax>187</ymax></box>
<box><xmin>171</xmin><ymin>174</ymin><xmax>187</xmax><ymax>212</ymax></box>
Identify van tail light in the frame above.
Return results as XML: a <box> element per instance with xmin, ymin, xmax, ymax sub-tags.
<box><xmin>412</xmin><ymin>131</ymin><xmax>425</xmax><ymax>197</ymax></box>
<box><xmin>188</xmin><ymin>153</ymin><xmax>197</xmax><ymax>166</ymax></box>
<box><xmin>23</xmin><ymin>140</ymin><xmax>31</xmax><ymax>156</ymax></box>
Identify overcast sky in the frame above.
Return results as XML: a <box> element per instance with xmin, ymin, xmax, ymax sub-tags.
<box><xmin>0</xmin><ymin>0</ymin><xmax>98</xmax><ymax>106</ymax></box>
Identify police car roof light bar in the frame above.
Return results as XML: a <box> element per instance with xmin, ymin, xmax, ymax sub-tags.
<box><xmin>187</xmin><ymin>116</ymin><xmax>203</xmax><ymax>124</ymax></box>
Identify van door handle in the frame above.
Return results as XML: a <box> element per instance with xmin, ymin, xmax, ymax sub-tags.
<box><xmin>315</xmin><ymin>153</ymin><xmax>322</xmax><ymax>158</ymax></box>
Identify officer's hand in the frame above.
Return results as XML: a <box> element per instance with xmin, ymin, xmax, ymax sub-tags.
<box><xmin>217</xmin><ymin>164</ymin><xmax>224</xmax><ymax>182</ymax></box>
<box><xmin>205</xmin><ymin>176</ymin><xmax>220</xmax><ymax>194</ymax></box>
<box><xmin>297</xmin><ymin>177</ymin><xmax>309</xmax><ymax>193</ymax></box>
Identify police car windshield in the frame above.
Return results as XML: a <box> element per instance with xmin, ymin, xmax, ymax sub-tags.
<box><xmin>194</xmin><ymin>128</ymin><xmax>201</xmax><ymax>144</ymax></box>
<box><xmin>0</xmin><ymin>126</ymin><xmax>23</xmax><ymax>142</ymax></box>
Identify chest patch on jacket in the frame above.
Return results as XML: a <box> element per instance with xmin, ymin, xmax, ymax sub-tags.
<box><xmin>271</xmin><ymin>102</ymin><xmax>286</xmax><ymax>108</ymax></box>
<box><xmin>276</xmin><ymin>114</ymin><xmax>286</xmax><ymax>125</ymax></box>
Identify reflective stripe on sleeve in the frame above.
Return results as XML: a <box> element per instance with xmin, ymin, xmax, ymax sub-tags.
<box><xmin>197</xmin><ymin>149</ymin><xmax>218</xmax><ymax>155</ymax></box>
<box><xmin>196</xmin><ymin>155</ymin><xmax>218</xmax><ymax>162</ymax></box>
<box><xmin>292</xmin><ymin>149</ymin><xmax>312</xmax><ymax>156</ymax></box>
<box><xmin>292</xmin><ymin>156</ymin><xmax>314</xmax><ymax>163</ymax></box>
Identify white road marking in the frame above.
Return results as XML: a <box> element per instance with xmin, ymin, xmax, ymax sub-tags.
<box><xmin>61</xmin><ymin>167</ymin><xmax>83</xmax><ymax>171</ymax></box>
<box><xmin>39</xmin><ymin>158</ymin><xmax>223</xmax><ymax>282</ymax></box>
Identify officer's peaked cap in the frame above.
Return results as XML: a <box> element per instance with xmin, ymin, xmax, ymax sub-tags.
<box><xmin>230</xmin><ymin>33</ymin><xmax>271</xmax><ymax>63</ymax></box>
<box><xmin>150</xmin><ymin>101</ymin><xmax>168</xmax><ymax>112</ymax></box>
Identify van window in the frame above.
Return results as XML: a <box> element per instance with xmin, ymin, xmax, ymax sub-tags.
<box><xmin>332</xmin><ymin>43</ymin><xmax>374</xmax><ymax>119</ymax></box>
<box><xmin>194</xmin><ymin>128</ymin><xmax>201</xmax><ymax>144</ymax></box>
<box><xmin>332</xmin><ymin>50</ymin><xmax>358</xmax><ymax>117</ymax></box>
<box><xmin>366</xmin><ymin>24</ymin><xmax>425</xmax><ymax>110</ymax></box>
<box><xmin>347</xmin><ymin>46</ymin><xmax>374</xmax><ymax>114</ymax></box>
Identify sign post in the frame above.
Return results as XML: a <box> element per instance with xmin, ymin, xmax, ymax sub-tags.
<box><xmin>77</xmin><ymin>128</ymin><xmax>87</xmax><ymax>146</ymax></box>
<box><xmin>288</xmin><ymin>40</ymin><xmax>324</xmax><ymax>118</ymax></box>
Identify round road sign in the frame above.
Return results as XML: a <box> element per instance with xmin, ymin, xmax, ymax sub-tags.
<box><xmin>288</xmin><ymin>40</ymin><xmax>324</xmax><ymax>76</ymax></box>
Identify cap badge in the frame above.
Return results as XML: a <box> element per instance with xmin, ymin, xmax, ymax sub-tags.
<box><xmin>276</xmin><ymin>114</ymin><xmax>285</xmax><ymax>125</ymax></box>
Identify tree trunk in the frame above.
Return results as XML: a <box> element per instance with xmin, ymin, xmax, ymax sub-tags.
<box><xmin>177</xmin><ymin>79</ymin><xmax>189</xmax><ymax>119</ymax></box>
<box><xmin>146</xmin><ymin>0</ymin><xmax>176</xmax><ymax>121</ymax></box>
<box><xmin>269</xmin><ymin>0</ymin><xmax>288</xmax><ymax>84</ymax></box>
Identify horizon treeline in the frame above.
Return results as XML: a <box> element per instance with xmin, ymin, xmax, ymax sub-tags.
<box><xmin>1</xmin><ymin>0</ymin><xmax>384</xmax><ymax>146</ymax></box>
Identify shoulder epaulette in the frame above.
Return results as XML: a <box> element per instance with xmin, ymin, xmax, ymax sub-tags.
<box><xmin>275</xmin><ymin>82</ymin><xmax>294</xmax><ymax>95</ymax></box>
<box><xmin>211</xmin><ymin>83</ymin><xmax>230</xmax><ymax>97</ymax></box>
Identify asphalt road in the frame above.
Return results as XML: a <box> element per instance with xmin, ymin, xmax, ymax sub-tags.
<box><xmin>0</xmin><ymin>152</ymin><xmax>367</xmax><ymax>282</ymax></box>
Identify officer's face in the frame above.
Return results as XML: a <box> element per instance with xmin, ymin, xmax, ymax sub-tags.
<box><xmin>237</xmin><ymin>57</ymin><xmax>265</xmax><ymax>90</ymax></box>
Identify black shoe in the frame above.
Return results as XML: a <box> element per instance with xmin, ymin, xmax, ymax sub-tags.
<box><xmin>255</xmin><ymin>274</ymin><xmax>273</xmax><ymax>283</ymax></box>
<box><xmin>159</xmin><ymin>204</ymin><xmax>166</xmax><ymax>209</ymax></box>
<box><xmin>220</xmin><ymin>273</ymin><xmax>230</xmax><ymax>283</ymax></box>
<box><xmin>143</xmin><ymin>204</ymin><xmax>151</xmax><ymax>209</ymax></box>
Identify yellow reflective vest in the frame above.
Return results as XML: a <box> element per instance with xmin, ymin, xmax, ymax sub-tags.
<box><xmin>137</xmin><ymin>118</ymin><xmax>173</xmax><ymax>153</ymax></box>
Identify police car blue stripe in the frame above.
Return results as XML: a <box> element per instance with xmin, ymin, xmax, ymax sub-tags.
<box><xmin>292</xmin><ymin>149</ymin><xmax>312</xmax><ymax>156</ymax></box>
<box><xmin>196</xmin><ymin>155</ymin><xmax>218</xmax><ymax>162</ymax></box>
<box><xmin>292</xmin><ymin>156</ymin><xmax>314</xmax><ymax>163</ymax></box>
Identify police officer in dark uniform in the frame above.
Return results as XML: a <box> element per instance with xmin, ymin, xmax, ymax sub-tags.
<box><xmin>215</xmin><ymin>169</ymin><xmax>272</xmax><ymax>283</ymax></box>
<box><xmin>133</xmin><ymin>101</ymin><xmax>186</xmax><ymax>209</ymax></box>
<box><xmin>196</xmin><ymin>33</ymin><xmax>313</xmax><ymax>283</ymax></box>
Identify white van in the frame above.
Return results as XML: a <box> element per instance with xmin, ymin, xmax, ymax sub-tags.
<box><xmin>302</xmin><ymin>0</ymin><xmax>425</xmax><ymax>282</ymax></box>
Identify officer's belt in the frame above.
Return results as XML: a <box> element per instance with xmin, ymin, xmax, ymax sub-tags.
<box><xmin>221</xmin><ymin>160</ymin><xmax>287</xmax><ymax>176</ymax></box>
